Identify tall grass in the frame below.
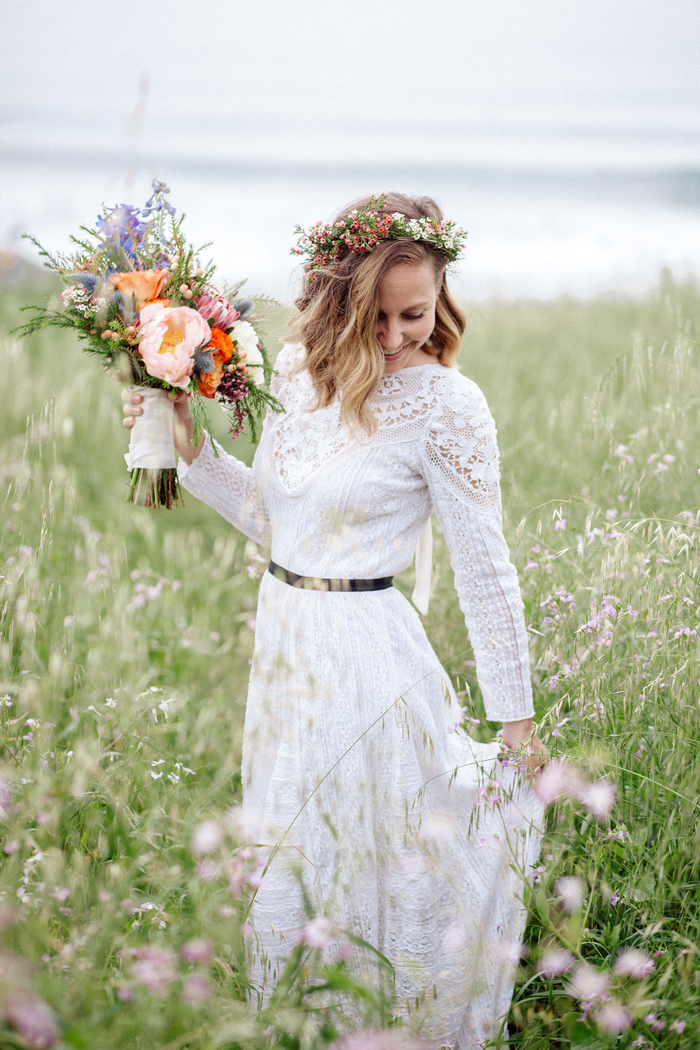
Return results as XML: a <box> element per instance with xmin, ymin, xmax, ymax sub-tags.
<box><xmin>0</xmin><ymin>276</ymin><xmax>698</xmax><ymax>1048</ymax></box>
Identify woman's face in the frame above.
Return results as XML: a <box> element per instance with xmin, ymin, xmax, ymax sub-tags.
<box><xmin>375</xmin><ymin>261</ymin><xmax>440</xmax><ymax>374</ymax></box>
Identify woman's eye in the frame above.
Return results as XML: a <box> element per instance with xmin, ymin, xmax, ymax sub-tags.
<box><xmin>404</xmin><ymin>313</ymin><xmax>424</xmax><ymax>321</ymax></box>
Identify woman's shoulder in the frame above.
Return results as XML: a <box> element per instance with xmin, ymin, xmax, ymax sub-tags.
<box><xmin>422</xmin><ymin>364</ymin><xmax>494</xmax><ymax>426</ymax></box>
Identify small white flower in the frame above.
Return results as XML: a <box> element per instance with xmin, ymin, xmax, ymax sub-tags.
<box><xmin>105</xmin><ymin>697</ymin><xmax>117</xmax><ymax>709</ymax></box>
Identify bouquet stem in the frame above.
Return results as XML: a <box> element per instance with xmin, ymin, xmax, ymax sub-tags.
<box><xmin>127</xmin><ymin>467</ymin><xmax>183</xmax><ymax>509</ymax></box>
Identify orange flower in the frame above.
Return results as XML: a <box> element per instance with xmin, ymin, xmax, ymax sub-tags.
<box><xmin>110</xmin><ymin>269</ymin><xmax>169</xmax><ymax>307</ymax></box>
<box><xmin>196</xmin><ymin>350</ymin><xmax>226</xmax><ymax>398</ymax></box>
<box><xmin>206</xmin><ymin>326</ymin><xmax>234</xmax><ymax>363</ymax></box>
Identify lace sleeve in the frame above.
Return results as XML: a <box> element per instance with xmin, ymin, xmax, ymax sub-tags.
<box><xmin>177</xmin><ymin>435</ymin><xmax>270</xmax><ymax>545</ymax></box>
<box><xmin>420</xmin><ymin>375</ymin><xmax>533</xmax><ymax>722</ymax></box>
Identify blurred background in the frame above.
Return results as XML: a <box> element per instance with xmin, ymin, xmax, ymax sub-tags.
<box><xmin>1</xmin><ymin>0</ymin><xmax>699</xmax><ymax>301</ymax></box>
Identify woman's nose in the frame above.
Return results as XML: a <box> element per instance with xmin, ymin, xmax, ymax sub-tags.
<box><xmin>377</xmin><ymin>319</ymin><xmax>402</xmax><ymax>349</ymax></box>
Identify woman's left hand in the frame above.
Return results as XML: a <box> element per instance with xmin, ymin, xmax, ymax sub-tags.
<box><xmin>500</xmin><ymin>718</ymin><xmax>547</xmax><ymax>775</ymax></box>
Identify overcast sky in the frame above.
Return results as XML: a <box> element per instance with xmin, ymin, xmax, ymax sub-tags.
<box><xmin>2</xmin><ymin>0</ymin><xmax>700</xmax><ymax>131</ymax></box>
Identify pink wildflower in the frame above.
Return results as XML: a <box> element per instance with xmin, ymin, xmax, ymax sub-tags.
<box><xmin>191</xmin><ymin>820</ymin><xmax>223</xmax><ymax>855</ymax></box>
<box><xmin>534</xmin><ymin>758</ymin><xmax>581</xmax><ymax>806</ymax></box>
<box><xmin>180</xmin><ymin>938</ymin><xmax>212</xmax><ymax>964</ymax></box>
<box><xmin>613</xmin><ymin>947</ymin><xmax>655</xmax><ymax>979</ymax></box>
<box><xmin>182</xmin><ymin>973</ymin><xmax>211</xmax><ymax>1004</ymax></box>
<box><xmin>130</xmin><ymin>946</ymin><xmax>178</xmax><ymax>996</ymax></box>
<box><xmin>595</xmin><ymin>1000</ymin><xmax>632</xmax><ymax>1034</ymax></box>
<box><xmin>4</xmin><ymin>991</ymin><xmax>59</xmax><ymax>1049</ymax></box>
<box><xmin>538</xmin><ymin>948</ymin><xmax>575</xmax><ymax>976</ymax></box>
<box><xmin>555</xmin><ymin>876</ymin><xmax>586</xmax><ymax>914</ymax></box>
<box><xmin>670</xmin><ymin>1020</ymin><xmax>686</xmax><ymax>1033</ymax></box>
<box><xmin>567</xmin><ymin>963</ymin><xmax>611</xmax><ymax>1001</ymax></box>
<box><xmin>302</xmin><ymin>916</ymin><xmax>336</xmax><ymax>949</ymax></box>
<box><xmin>578</xmin><ymin>778</ymin><xmax>616</xmax><ymax>821</ymax></box>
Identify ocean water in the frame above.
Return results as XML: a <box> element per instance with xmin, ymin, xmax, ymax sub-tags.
<box><xmin>2</xmin><ymin>114</ymin><xmax>699</xmax><ymax>301</ymax></box>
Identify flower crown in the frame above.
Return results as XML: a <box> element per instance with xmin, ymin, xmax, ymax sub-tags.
<box><xmin>291</xmin><ymin>194</ymin><xmax>468</xmax><ymax>282</ymax></box>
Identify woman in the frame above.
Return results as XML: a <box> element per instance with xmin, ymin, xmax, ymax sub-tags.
<box><xmin>124</xmin><ymin>193</ymin><xmax>544</xmax><ymax>1048</ymax></box>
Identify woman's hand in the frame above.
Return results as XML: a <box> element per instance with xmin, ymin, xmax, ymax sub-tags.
<box><xmin>121</xmin><ymin>389</ymin><xmax>202</xmax><ymax>466</ymax></box>
<box><xmin>500</xmin><ymin>718</ymin><xmax>547</xmax><ymax>775</ymax></box>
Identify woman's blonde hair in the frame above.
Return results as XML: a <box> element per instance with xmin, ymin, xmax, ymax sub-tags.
<box><xmin>288</xmin><ymin>192</ymin><xmax>466</xmax><ymax>434</ymax></box>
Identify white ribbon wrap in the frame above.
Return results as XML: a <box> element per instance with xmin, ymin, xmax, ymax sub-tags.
<box><xmin>124</xmin><ymin>387</ymin><xmax>177</xmax><ymax>470</ymax></box>
<box><xmin>412</xmin><ymin>516</ymin><xmax>433</xmax><ymax>616</ymax></box>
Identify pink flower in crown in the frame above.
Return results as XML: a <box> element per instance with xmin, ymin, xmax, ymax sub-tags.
<box><xmin>138</xmin><ymin>304</ymin><xmax>210</xmax><ymax>388</ymax></box>
<box><xmin>195</xmin><ymin>288</ymin><xmax>240</xmax><ymax>332</ymax></box>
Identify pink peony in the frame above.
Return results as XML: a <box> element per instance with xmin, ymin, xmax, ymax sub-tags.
<box><xmin>195</xmin><ymin>288</ymin><xmax>240</xmax><ymax>331</ymax></box>
<box><xmin>137</xmin><ymin>304</ymin><xmax>210</xmax><ymax>388</ymax></box>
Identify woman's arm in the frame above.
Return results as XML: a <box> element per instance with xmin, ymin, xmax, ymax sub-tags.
<box><xmin>419</xmin><ymin>374</ymin><xmax>544</xmax><ymax>762</ymax></box>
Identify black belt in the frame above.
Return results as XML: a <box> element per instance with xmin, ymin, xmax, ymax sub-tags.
<box><xmin>268</xmin><ymin>560</ymin><xmax>393</xmax><ymax>593</ymax></box>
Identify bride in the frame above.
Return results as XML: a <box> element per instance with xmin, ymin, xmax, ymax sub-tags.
<box><xmin>124</xmin><ymin>192</ymin><xmax>545</xmax><ymax>1048</ymax></box>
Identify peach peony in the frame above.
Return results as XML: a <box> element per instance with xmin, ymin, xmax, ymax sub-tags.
<box><xmin>138</xmin><ymin>304</ymin><xmax>210</xmax><ymax>388</ymax></box>
<box><xmin>110</xmin><ymin>269</ymin><xmax>168</xmax><ymax>308</ymax></box>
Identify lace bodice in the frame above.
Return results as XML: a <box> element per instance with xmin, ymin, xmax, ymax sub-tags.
<box><xmin>179</xmin><ymin>344</ymin><xmax>533</xmax><ymax>721</ymax></box>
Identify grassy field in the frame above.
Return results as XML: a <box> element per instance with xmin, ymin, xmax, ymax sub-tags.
<box><xmin>1</xmin><ymin>275</ymin><xmax>699</xmax><ymax>1049</ymax></box>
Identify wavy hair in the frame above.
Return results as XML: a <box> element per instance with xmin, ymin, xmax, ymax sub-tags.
<box><xmin>287</xmin><ymin>192</ymin><xmax>466</xmax><ymax>434</ymax></box>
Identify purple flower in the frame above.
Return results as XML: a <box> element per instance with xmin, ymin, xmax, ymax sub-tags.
<box><xmin>4</xmin><ymin>991</ymin><xmax>59</xmax><ymax>1049</ymax></box>
<box><xmin>670</xmin><ymin>1020</ymin><xmax>687</xmax><ymax>1034</ymax></box>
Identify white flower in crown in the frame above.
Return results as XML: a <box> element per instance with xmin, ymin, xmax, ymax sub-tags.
<box><xmin>229</xmin><ymin>320</ymin><xmax>265</xmax><ymax>387</ymax></box>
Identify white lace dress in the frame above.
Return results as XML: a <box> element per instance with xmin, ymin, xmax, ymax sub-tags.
<box><xmin>179</xmin><ymin>345</ymin><xmax>543</xmax><ymax>1048</ymax></box>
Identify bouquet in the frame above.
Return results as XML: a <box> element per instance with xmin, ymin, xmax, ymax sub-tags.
<box><xmin>14</xmin><ymin>179</ymin><xmax>281</xmax><ymax>508</ymax></box>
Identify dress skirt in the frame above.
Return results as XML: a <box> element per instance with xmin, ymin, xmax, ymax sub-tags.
<box><xmin>242</xmin><ymin>573</ymin><xmax>543</xmax><ymax>1048</ymax></box>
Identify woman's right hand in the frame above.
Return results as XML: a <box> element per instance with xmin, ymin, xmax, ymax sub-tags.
<box><xmin>122</xmin><ymin>389</ymin><xmax>202</xmax><ymax>465</ymax></box>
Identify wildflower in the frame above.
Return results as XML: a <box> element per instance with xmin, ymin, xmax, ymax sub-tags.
<box><xmin>4</xmin><ymin>990</ymin><xmax>59</xmax><ymax>1049</ymax></box>
<box><xmin>555</xmin><ymin>876</ymin><xmax>586</xmax><ymax>913</ymax></box>
<box><xmin>595</xmin><ymin>1000</ymin><xmax>632</xmax><ymax>1034</ymax></box>
<box><xmin>130</xmin><ymin>946</ymin><xmax>178</xmax><ymax>995</ymax></box>
<box><xmin>578</xmin><ymin>779</ymin><xmax>616</xmax><ymax>821</ymax></box>
<box><xmin>182</xmin><ymin>972</ymin><xmax>211</xmax><ymax>1004</ymax></box>
<box><xmin>644</xmin><ymin>1013</ymin><xmax>664</xmax><ymax>1032</ymax></box>
<box><xmin>670</xmin><ymin>1020</ymin><xmax>686</xmax><ymax>1033</ymax></box>
<box><xmin>554</xmin><ymin>518</ymin><xmax>567</xmax><ymax>531</ymax></box>
<box><xmin>105</xmin><ymin>697</ymin><xmax>117</xmax><ymax>708</ymax></box>
<box><xmin>180</xmin><ymin>938</ymin><xmax>212</xmax><ymax>964</ymax></box>
<box><xmin>567</xmin><ymin>963</ymin><xmax>611</xmax><ymax>1000</ymax></box>
<box><xmin>538</xmin><ymin>948</ymin><xmax>575</xmax><ymax>976</ymax></box>
<box><xmin>191</xmin><ymin>820</ymin><xmax>224</xmax><ymax>855</ymax></box>
<box><xmin>614</xmin><ymin>947</ymin><xmax>655</xmax><ymax>979</ymax></box>
<box><xmin>534</xmin><ymin>758</ymin><xmax>581</xmax><ymax>806</ymax></box>
<box><xmin>301</xmin><ymin>915</ymin><xmax>336</xmax><ymax>949</ymax></box>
